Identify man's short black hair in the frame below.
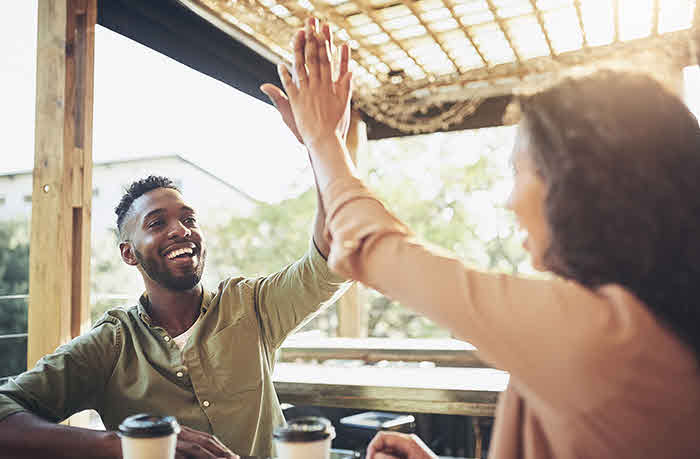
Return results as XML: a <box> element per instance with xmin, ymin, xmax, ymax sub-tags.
<box><xmin>115</xmin><ymin>175</ymin><xmax>180</xmax><ymax>237</ymax></box>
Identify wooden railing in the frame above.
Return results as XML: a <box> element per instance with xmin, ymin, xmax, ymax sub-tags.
<box><xmin>279</xmin><ymin>336</ymin><xmax>488</xmax><ymax>368</ymax></box>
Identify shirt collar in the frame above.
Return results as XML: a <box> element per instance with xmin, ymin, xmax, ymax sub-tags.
<box><xmin>137</xmin><ymin>286</ymin><xmax>212</xmax><ymax>327</ymax></box>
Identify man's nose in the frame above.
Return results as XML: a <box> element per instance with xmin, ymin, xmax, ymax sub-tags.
<box><xmin>168</xmin><ymin>221</ymin><xmax>192</xmax><ymax>239</ymax></box>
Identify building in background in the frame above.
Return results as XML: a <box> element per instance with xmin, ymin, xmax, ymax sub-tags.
<box><xmin>0</xmin><ymin>154</ymin><xmax>258</xmax><ymax>231</ymax></box>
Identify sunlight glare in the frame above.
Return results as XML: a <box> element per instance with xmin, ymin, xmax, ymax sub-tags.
<box><xmin>658</xmin><ymin>0</ymin><xmax>695</xmax><ymax>34</ymax></box>
<box><xmin>579</xmin><ymin>0</ymin><xmax>615</xmax><ymax>46</ymax></box>
<box><xmin>619</xmin><ymin>0</ymin><xmax>654</xmax><ymax>41</ymax></box>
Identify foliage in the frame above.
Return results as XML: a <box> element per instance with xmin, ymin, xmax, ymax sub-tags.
<box><xmin>202</xmin><ymin>126</ymin><xmax>533</xmax><ymax>338</ymax></box>
<box><xmin>1</xmin><ymin>126</ymin><xmax>534</xmax><ymax>356</ymax></box>
<box><xmin>0</xmin><ymin>220</ymin><xmax>30</xmax><ymax>378</ymax></box>
<box><xmin>357</xmin><ymin>126</ymin><xmax>531</xmax><ymax>337</ymax></box>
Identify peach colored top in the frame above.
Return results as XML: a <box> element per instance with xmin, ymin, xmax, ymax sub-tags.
<box><xmin>322</xmin><ymin>176</ymin><xmax>700</xmax><ymax>459</ymax></box>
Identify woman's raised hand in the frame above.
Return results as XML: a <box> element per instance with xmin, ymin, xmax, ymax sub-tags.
<box><xmin>278</xmin><ymin>17</ymin><xmax>353</xmax><ymax>152</ymax></box>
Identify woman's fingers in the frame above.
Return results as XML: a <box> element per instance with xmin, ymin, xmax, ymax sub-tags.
<box><xmin>338</xmin><ymin>69</ymin><xmax>353</xmax><ymax>108</ymax></box>
<box><xmin>321</xmin><ymin>22</ymin><xmax>335</xmax><ymax>81</ymax></box>
<box><xmin>293</xmin><ymin>29</ymin><xmax>307</xmax><ymax>88</ymax></box>
<box><xmin>305</xmin><ymin>17</ymin><xmax>320</xmax><ymax>83</ymax></box>
<box><xmin>322</xmin><ymin>22</ymin><xmax>333</xmax><ymax>53</ymax></box>
<box><xmin>318</xmin><ymin>30</ymin><xmax>332</xmax><ymax>85</ymax></box>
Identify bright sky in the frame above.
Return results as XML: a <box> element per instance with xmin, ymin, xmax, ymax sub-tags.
<box><xmin>1</xmin><ymin>2</ymin><xmax>310</xmax><ymax>203</ymax></box>
<box><xmin>2</xmin><ymin>3</ymin><xmax>699</xmax><ymax>203</ymax></box>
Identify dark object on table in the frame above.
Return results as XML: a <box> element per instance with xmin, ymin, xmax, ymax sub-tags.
<box><xmin>337</xmin><ymin>411</ymin><xmax>415</xmax><ymax>454</ymax></box>
<box><xmin>331</xmin><ymin>449</ymin><xmax>361</xmax><ymax>459</ymax></box>
<box><xmin>239</xmin><ymin>448</ymin><xmax>358</xmax><ymax>458</ymax></box>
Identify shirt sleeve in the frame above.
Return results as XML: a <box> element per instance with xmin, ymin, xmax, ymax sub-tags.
<box><xmin>321</xmin><ymin>176</ymin><xmax>632</xmax><ymax>406</ymax></box>
<box><xmin>255</xmin><ymin>239</ymin><xmax>350</xmax><ymax>350</ymax></box>
<box><xmin>0</xmin><ymin>317</ymin><xmax>120</xmax><ymax>423</ymax></box>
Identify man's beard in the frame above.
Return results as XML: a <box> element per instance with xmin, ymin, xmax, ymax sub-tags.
<box><xmin>134</xmin><ymin>247</ymin><xmax>205</xmax><ymax>291</ymax></box>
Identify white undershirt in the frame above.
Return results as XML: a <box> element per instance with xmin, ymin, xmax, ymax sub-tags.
<box><xmin>172</xmin><ymin>313</ymin><xmax>202</xmax><ymax>350</ymax></box>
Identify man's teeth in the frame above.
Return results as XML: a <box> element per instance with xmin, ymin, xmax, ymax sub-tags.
<box><xmin>166</xmin><ymin>248</ymin><xmax>194</xmax><ymax>259</ymax></box>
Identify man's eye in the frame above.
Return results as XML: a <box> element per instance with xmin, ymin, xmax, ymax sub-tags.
<box><xmin>184</xmin><ymin>217</ymin><xmax>197</xmax><ymax>225</ymax></box>
<box><xmin>148</xmin><ymin>220</ymin><xmax>163</xmax><ymax>229</ymax></box>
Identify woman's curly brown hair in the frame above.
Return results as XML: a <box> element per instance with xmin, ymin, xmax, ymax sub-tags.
<box><xmin>512</xmin><ymin>69</ymin><xmax>700</xmax><ymax>358</ymax></box>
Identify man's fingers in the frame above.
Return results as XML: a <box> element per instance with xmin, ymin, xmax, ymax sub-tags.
<box><xmin>260</xmin><ymin>83</ymin><xmax>287</xmax><ymax>107</ymax></box>
<box><xmin>178</xmin><ymin>426</ymin><xmax>236</xmax><ymax>458</ymax></box>
<box><xmin>305</xmin><ymin>17</ymin><xmax>320</xmax><ymax>82</ymax></box>
<box><xmin>293</xmin><ymin>29</ymin><xmax>307</xmax><ymax>87</ymax></box>
<box><xmin>177</xmin><ymin>440</ymin><xmax>218</xmax><ymax>458</ymax></box>
<box><xmin>277</xmin><ymin>64</ymin><xmax>297</xmax><ymax>100</ymax></box>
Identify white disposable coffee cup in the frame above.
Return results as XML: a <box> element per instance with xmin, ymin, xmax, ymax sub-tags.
<box><xmin>273</xmin><ymin>416</ymin><xmax>336</xmax><ymax>459</ymax></box>
<box><xmin>118</xmin><ymin>413</ymin><xmax>180</xmax><ymax>459</ymax></box>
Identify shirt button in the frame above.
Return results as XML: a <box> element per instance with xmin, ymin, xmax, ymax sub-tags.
<box><xmin>164</xmin><ymin>336</ymin><xmax>171</xmax><ymax>342</ymax></box>
<box><xmin>202</xmin><ymin>400</ymin><xmax>210</xmax><ymax>408</ymax></box>
<box><xmin>176</xmin><ymin>371</ymin><xmax>184</xmax><ymax>378</ymax></box>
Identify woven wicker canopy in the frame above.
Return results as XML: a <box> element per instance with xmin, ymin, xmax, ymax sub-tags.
<box><xmin>180</xmin><ymin>0</ymin><xmax>699</xmax><ymax>133</ymax></box>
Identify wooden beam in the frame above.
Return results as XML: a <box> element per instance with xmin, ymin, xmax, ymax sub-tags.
<box><xmin>652</xmin><ymin>0</ymin><xmax>660</xmax><ymax>36</ymax></box>
<box><xmin>485</xmin><ymin>0</ymin><xmax>522</xmax><ymax>64</ymax></box>
<box><xmin>29</xmin><ymin>0</ymin><xmax>95</xmax><ymax>371</ymax></box>
<box><xmin>402</xmin><ymin>0</ymin><xmax>460</xmax><ymax>74</ymax></box>
<box><xmin>573</xmin><ymin>0</ymin><xmax>588</xmax><ymax>47</ymax></box>
<box><xmin>352</xmin><ymin>0</ymin><xmax>430</xmax><ymax>77</ymax></box>
<box><xmin>612</xmin><ymin>0</ymin><xmax>620</xmax><ymax>44</ymax></box>
<box><xmin>695</xmin><ymin>0</ymin><xmax>700</xmax><ymax>65</ymax></box>
<box><xmin>528</xmin><ymin>0</ymin><xmax>556</xmax><ymax>58</ymax></box>
<box><xmin>444</xmin><ymin>2</ymin><xmax>489</xmax><ymax>68</ymax></box>
<box><xmin>365</xmin><ymin>95</ymin><xmax>512</xmax><ymax>140</ymax></box>
<box><xmin>336</xmin><ymin>110</ymin><xmax>368</xmax><ymax>338</ymax></box>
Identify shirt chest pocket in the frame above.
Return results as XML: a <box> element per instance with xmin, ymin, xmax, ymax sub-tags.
<box><xmin>202</xmin><ymin>315</ymin><xmax>263</xmax><ymax>394</ymax></box>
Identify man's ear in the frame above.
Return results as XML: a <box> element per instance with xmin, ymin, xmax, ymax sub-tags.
<box><xmin>119</xmin><ymin>241</ymin><xmax>138</xmax><ymax>266</ymax></box>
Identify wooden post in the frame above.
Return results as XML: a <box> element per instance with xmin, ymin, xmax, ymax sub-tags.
<box><xmin>337</xmin><ymin>110</ymin><xmax>368</xmax><ymax>338</ymax></box>
<box><xmin>694</xmin><ymin>1</ymin><xmax>700</xmax><ymax>67</ymax></box>
<box><xmin>29</xmin><ymin>0</ymin><xmax>95</xmax><ymax>367</ymax></box>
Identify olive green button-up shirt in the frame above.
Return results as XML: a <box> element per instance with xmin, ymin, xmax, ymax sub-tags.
<box><xmin>0</xmin><ymin>241</ymin><xmax>347</xmax><ymax>456</ymax></box>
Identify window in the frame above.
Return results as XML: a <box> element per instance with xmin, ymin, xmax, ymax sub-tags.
<box><xmin>89</xmin><ymin>24</ymin><xmax>533</xmax><ymax>343</ymax></box>
<box><xmin>90</xmin><ymin>25</ymin><xmax>306</xmax><ymax>323</ymax></box>
<box><xmin>297</xmin><ymin>126</ymin><xmax>530</xmax><ymax>339</ymax></box>
<box><xmin>0</xmin><ymin>1</ymin><xmax>35</xmax><ymax>380</ymax></box>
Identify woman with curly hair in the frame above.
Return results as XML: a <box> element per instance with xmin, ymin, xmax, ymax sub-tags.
<box><xmin>271</xmin><ymin>18</ymin><xmax>700</xmax><ymax>459</ymax></box>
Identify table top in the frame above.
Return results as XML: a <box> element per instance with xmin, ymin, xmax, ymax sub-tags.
<box><xmin>272</xmin><ymin>363</ymin><xmax>508</xmax><ymax>416</ymax></box>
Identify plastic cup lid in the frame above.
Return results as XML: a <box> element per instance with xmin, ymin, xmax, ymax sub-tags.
<box><xmin>118</xmin><ymin>414</ymin><xmax>181</xmax><ymax>438</ymax></box>
<box><xmin>273</xmin><ymin>416</ymin><xmax>335</xmax><ymax>443</ymax></box>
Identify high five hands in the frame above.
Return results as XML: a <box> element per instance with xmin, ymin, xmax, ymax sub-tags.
<box><xmin>261</xmin><ymin>17</ymin><xmax>353</xmax><ymax>147</ymax></box>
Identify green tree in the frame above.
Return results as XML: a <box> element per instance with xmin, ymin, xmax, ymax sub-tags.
<box><xmin>358</xmin><ymin>127</ymin><xmax>531</xmax><ymax>337</ymax></box>
<box><xmin>88</xmin><ymin>127</ymin><xmax>534</xmax><ymax>339</ymax></box>
<box><xmin>204</xmin><ymin>126</ymin><xmax>532</xmax><ymax>338</ymax></box>
<box><xmin>0</xmin><ymin>220</ymin><xmax>30</xmax><ymax>378</ymax></box>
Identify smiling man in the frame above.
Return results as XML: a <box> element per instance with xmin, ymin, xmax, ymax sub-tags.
<box><xmin>0</xmin><ymin>175</ymin><xmax>349</xmax><ymax>458</ymax></box>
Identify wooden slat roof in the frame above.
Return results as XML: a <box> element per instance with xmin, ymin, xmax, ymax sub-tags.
<box><xmin>179</xmin><ymin>0</ymin><xmax>699</xmax><ymax>133</ymax></box>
